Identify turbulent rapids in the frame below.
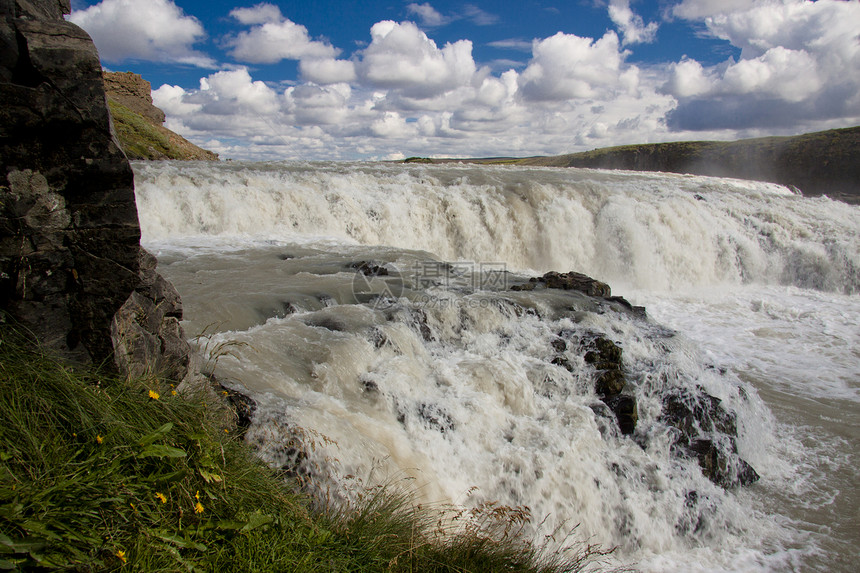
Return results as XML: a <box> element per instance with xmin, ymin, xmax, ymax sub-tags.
<box><xmin>134</xmin><ymin>161</ymin><xmax>860</xmax><ymax>571</ymax></box>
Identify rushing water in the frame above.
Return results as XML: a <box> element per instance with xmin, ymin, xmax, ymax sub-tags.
<box><xmin>133</xmin><ymin>161</ymin><xmax>859</xmax><ymax>572</ymax></box>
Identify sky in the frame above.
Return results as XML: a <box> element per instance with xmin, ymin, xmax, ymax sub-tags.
<box><xmin>67</xmin><ymin>0</ymin><xmax>860</xmax><ymax>161</ymax></box>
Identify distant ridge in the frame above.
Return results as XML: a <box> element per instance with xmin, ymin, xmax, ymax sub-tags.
<box><xmin>410</xmin><ymin>127</ymin><xmax>860</xmax><ymax>205</ymax></box>
<box><xmin>104</xmin><ymin>72</ymin><xmax>218</xmax><ymax>161</ymax></box>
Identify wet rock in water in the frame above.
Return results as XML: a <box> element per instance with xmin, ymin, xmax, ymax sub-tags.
<box><xmin>551</xmin><ymin>355</ymin><xmax>573</xmax><ymax>372</ymax></box>
<box><xmin>281</xmin><ymin>301</ymin><xmax>299</xmax><ymax>315</ymax></box>
<box><xmin>218</xmin><ymin>383</ymin><xmax>257</xmax><ymax>432</ymax></box>
<box><xmin>583</xmin><ymin>336</ymin><xmax>627</xmax><ymax>398</ymax></box>
<box><xmin>690</xmin><ymin>439</ymin><xmax>760</xmax><ymax>487</ymax></box>
<box><xmin>584</xmin><ymin>336</ymin><xmax>623</xmax><ymax>368</ymax></box>
<box><xmin>303</xmin><ymin>315</ymin><xmax>346</xmax><ymax>331</ymax></box>
<box><xmin>603</xmin><ymin>394</ymin><xmax>638</xmax><ymax>435</ymax></box>
<box><xmin>596</xmin><ymin>369</ymin><xmax>627</xmax><ymax>398</ymax></box>
<box><xmin>539</xmin><ymin>271</ymin><xmax>612</xmax><ymax>297</ymax></box>
<box><xmin>550</xmin><ymin>336</ymin><xmax>567</xmax><ymax>352</ymax></box>
<box><xmin>662</xmin><ymin>390</ymin><xmax>738</xmax><ymax>444</ymax></box>
<box><xmin>574</xmin><ymin>333</ymin><xmax>637</xmax><ymax>434</ymax></box>
<box><xmin>417</xmin><ymin>403</ymin><xmax>455</xmax><ymax>433</ymax></box>
<box><xmin>359</xmin><ymin>376</ymin><xmax>379</xmax><ymax>394</ymax></box>
<box><xmin>604</xmin><ymin>295</ymin><xmax>647</xmax><ymax>317</ymax></box>
<box><xmin>316</xmin><ymin>294</ymin><xmax>335</xmax><ymax>307</ymax></box>
<box><xmin>406</xmin><ymin>308</ymin><xmax>434</xmax><ymax>341</ymax></box>
<box><xmin>661</xmin><ymin>389</ymin><xmax>759</xmax><ymax>487</ymax></box>
<box><xmin>369</xmin><ymin>326</ymin><xmax>389</xmax><ymax>349</ymax></box>
<box><xmin>349</xmin><ymin>260</ymin><xmax>389</xmax><ymax>277</ymax></box>
<box><xmin>510</xmin><ymin>270</ymin><xmax>611</xmax><ymax>296</ymax></box>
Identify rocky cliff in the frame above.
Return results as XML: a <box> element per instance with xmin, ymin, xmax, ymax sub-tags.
<box><xmin>104</xmin><ymin>71</ymin><xmax>218</xmax><ymax>161</ymax></box>
<box><xmin>0</xmin><ymin>0</ymin><xmax>198</xmax><ymax>385</ymax></box>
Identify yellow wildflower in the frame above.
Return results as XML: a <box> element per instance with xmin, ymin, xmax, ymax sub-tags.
<box><xmin>96</xmin><ymin>434</ymin><xmax>103</xmax><ymax>444</ymax></box>
<box><xmin>155</xmin><ymin>492</ymin><xmax>167</xmax><ymax>504</ymax></box>
<box><xmin>116</xmin><ymin>549</ymin><xmax>127</xmax><ymax>563</ymax></box>
<box><xmin>148</xmin><ymin>389</ymin><xmax>160</xmax><ymax>400</ymax></box>
<box><xmin>195</xmin><ymin>490</ymin><xmax>200</xmax><ymax>500</ymax></box>
<box><xmin>194</xmin><ymin>501</ymin><xmax>204</xmax><ymax>514</ymax></box>
<box><xmin>171</xmin><ymin>390</ymin><xmax>177</xmax><ymax>396</ymax></box>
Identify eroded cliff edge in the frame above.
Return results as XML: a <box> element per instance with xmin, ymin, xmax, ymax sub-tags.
<box><xmin>103</xmin><ymin>71</ymin><xmax>218</xmax><ymax>161</ymax></box>
<box><xmin>0</xmin><ymin>0</ymin><xmax>197</xmax><ymax>385</ymax></box>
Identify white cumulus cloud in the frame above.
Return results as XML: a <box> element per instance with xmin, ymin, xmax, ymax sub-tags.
<box><xmin>300</xmin><ymin>58</ymin><xmax>358</xmax><ymax>85</ymax></box>
<box><xmin>406</xmin><ymin>3</ymin><xmax>449</xmax><ymax>27</ymax></box>
<box><xmin>230</xmin><ymin>3</ymin><xmax>284</xmax><ymax>25</ymax></box>
<box><xmin>148</xmin><ymin>2</ymin><xmax>858</xmax><ymax>160</ymax></box>
<box><xmin>608</xmin><ymin>0</ymin><xmax>658</xmax><ymax>45</ymax></box>
<box><xmin>356</xmin><ymin>21</ymin><xmax>477</xmax><ymax>98</ymax></box>
<box><xmin>228</xmin><ymin>8</ymin><xmax>338</xmax><ymax>64</ymax></box>
<box><xmin>666</xmin><ymin>0</ymin><xmax>860</xmax><ymax>130</ymax></box>
<box><xmin>671</xmin><ymin>0</ymin><xmax>758</xmax><ymax>20</ymax></box>
<box><xmin>199</xmin><ymin>68</ymin><xmax>280</xmax><ymax>115</ymax></box>
<box><xmin>518</xmin><ymin>31</ymin><xmax>632</xmax><ymax>101</ymax></box>
<box><xmin>285</xmin><ymin>84</ymin><xmax>352</xmax><ymax>125</ymax></box>
<box><xmin>68</xmin><ymin>0</ymin><xmax>213</xmax><ymax>66</ymax></box>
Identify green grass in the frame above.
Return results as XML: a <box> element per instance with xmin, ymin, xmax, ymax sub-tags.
<box><xmin>0</xmin><ymin>324</ymin><xmax>616</xmax><ymax>572</ymax></box>
<box><xmin>107</xmin><ymin>99</ymin><xmax>177</xmax><ymax>161</ymax></box>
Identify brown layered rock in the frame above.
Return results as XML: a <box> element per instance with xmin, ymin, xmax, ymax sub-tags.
<box><xmin>0</xmin><ymin>0</ymin><xmax>199</xmax><ymax>385</ymax></box>
<box><xmin>103</xmin><ymin>71</ymin><xmax>165</xmax><ymax>125</ymax></box>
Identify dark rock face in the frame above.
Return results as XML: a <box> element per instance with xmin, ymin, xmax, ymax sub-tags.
<box><xmin>1</xmin><ymin>0</ymin><xmax>139</xmax><ymax>362</ymax></box>
<box><xmin>1</xmin><ymin>0</ymin><xmax>200</xmax><ymax>386</ymax></box>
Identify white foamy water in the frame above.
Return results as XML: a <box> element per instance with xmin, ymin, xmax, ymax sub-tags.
<box><xmin>134</xmin><ymin>161</ymin><xmax>859</xmax><ymax>572</ymax></box>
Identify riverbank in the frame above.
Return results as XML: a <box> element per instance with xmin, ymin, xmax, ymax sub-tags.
<box><xmin>0</xmin><ymin>324</ymin><xmax>613</xmax><ymax>572</ymax></box>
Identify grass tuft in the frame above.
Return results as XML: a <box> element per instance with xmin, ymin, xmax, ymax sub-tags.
<box><xmin>0</xmin><ymin>324</ymin><xmax>618</xmax><ymax>572</ymax></box>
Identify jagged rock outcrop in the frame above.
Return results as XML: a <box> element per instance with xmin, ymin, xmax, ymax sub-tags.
<box><xmin>103</xmin><ymin>71</ymin><xmax>218</xmax><ymax>161</ymax></box>
<box><xmin>0</xmin><ymin>0</ymin><xmax>199</xmax><ymax>384</ymax></box>
<box><xmin>111</xmin><ymin>249</ymin><xmax>199</xmax><ymax>387</ymax></box>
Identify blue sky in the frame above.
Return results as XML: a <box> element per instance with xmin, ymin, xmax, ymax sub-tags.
<box><xmin>69</xmin><ymin>1</ymin><xmax>860</xmax><ymax>160</ymax></box>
